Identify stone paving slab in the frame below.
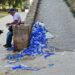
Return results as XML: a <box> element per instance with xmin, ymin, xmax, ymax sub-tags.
<box><xmin>0</xmin><ymin>0</ymin><xmax>75</xmax><ymax>74</ymax></box>
<box><xmin>37</xmin><ymin>0</ymin><xmax>75</xmax><ymax>50</ymax></box>
<box><xmin>0</xmin><ymin>51</ymin><xmax>75</xmax><ymax>75</ymax></box>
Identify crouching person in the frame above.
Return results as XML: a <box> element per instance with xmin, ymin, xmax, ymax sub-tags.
<box><xmin>4</xmin><ymin>8</ymin><xmax>21</xmax><ymax>48</ymax></box>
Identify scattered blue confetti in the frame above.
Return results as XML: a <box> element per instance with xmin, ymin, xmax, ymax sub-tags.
<box><xmin>7</xmin><ymin>21</ymin><xmax>55</xmax><ymax>60</ymax></box>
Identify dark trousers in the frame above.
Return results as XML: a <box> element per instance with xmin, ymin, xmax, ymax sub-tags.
<box><xmin>6</xmin><ymin>31</ymin><xmax>13</xmax><ymax>47</ymax></box>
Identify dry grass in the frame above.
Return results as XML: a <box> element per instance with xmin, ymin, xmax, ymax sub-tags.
<box><xmin>0</xmin><ymin>12</ymin><xmax>8</xmax><ymax>18</ymax></box>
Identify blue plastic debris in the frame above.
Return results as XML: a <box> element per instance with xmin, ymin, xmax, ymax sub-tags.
<box><xmin>7</xmin><ymin>21</ymin><xmax>55</xmax><ymax>60</ymax></box>
<box><xmin>6</xmin><ymin>54</ymin><xmax>23</xmax><ymax>62</ymax></box>
<box><xmin>7</xmin><ymin>47</ymin><xmax>15</xmax><ymax>51</ymax></box>
<box><xmin>12</xmin><ymin>65</ymin><xmax>40</xmax><ymax>71</ymax></box>
<box><xmin>44</xmin><ymin>52</ymin><xmax>55</xmax><ymax>59</ymax></box>
<box><xmin>7</xmin><ymin>60</ymin><xmax>16</xmax><ymax>64</ymax></box>
<box><xmin>46</xmin><ymin>32</ymin><xmax>54</xmax><ymax>39</ymax></box>
<box><xmin>48</xmin><ymin>64</ymin><xmax>54</xmax><ymax>67</ymax></box>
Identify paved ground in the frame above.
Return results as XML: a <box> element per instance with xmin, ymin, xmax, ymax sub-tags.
<box><xmin>0</xmin><ymin>0</ymin><xmax>75</xmax><ymax>75</ymax></box>
<box><xmin>0</xmin><ymin>51</ymin><xmax>75</xmax><ymax>75</ymax></box>
<box><xmin>37</xmin><ymin>0</ymin><xmax>75</xmax><ymax>51</ymax></box>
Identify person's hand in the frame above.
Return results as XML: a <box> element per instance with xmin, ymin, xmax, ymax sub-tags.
<box><xmin>6</xmin><ymin>23</ymin><xmax>11</xmax><ymax>26</ymax></box>
<box><xmin>12</xmin><ymin>25</ymin><xmax>19</xmax><ymax>28</ymax></box>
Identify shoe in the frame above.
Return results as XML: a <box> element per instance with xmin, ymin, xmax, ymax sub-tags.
<box><xmin>3</xmin><ymin>44</ymin><xmax>11</xmax><ymax>48</ymax></box>
<box><xmin>0</xmin><ymin>30</ymin><xmax>3</xmax><ymax>34</ymax></box>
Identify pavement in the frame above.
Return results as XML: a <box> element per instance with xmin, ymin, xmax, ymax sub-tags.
<box><xmin>0</xmin><ymin>0</ymin><xmax>75</xmax><ymax>75</ymax></box>
<box><xmin>37</xmin><ymin>0</ymin><xmax>75</xmax><ymax>51</ymax></box>
<box><xmin>0</xmin><ymin>51</ymin><xmax>75</xmax><ymax>75</ymax></box>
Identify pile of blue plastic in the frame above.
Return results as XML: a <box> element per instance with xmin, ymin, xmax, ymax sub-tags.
<box><xmin>7</xmin><ymin>21</ymin><xmax>54</xmax><ymax>60</ymax></box>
